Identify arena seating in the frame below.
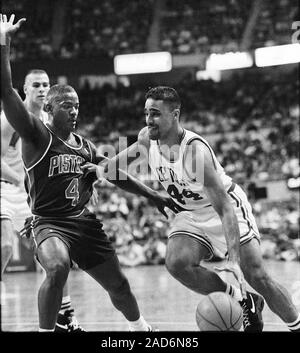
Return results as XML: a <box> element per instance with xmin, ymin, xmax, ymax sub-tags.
<box><xmin>4</xmin><ymin>0</ymin><xmax>298</xmax><ymax>59</ymax></box>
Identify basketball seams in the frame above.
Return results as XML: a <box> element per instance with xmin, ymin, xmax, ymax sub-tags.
<box><xmin>196</xmin><ymin>310</ymin><xmax>224</xmax><ymax>331</ymax></box>
<box><xmin>196</xmin><ymin>293</ymin><xmax>243</xmax><ymax>331</ymax></box>
<box><xmin>208</xmin><ymin>295</ymin><xmax>228</xmax><ymax>330</ymax></box>
<box><xmin>229</xmin><ymin>308</ymin><xmax>243</xmax><ymax>330</ymax></box>
<box><xmin>228</xmin><ymin>294</ymin><xmax>233</xmax><ymax>329</ymax></box>
<box><xmin>228</xmin><ymin>296</ymin><xmax>243</xmax><ymax>331</ymax></box>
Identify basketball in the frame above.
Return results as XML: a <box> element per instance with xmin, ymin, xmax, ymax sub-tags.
<box><xmin>196</xmin><ymin>292</ymin><xmax>243</xmax><ymax>331</ymax></box>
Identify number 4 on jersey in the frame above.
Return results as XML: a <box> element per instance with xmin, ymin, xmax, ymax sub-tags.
<box><xmin>65</xmin><ymin>178</ymin><xmax>79</xmax><ymax>206</ymax></box>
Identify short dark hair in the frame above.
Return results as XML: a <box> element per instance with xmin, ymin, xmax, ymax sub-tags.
<box><xmin>24</xmin><ymin>69</ymin><xmax>48</xmax><ymax>85</ymax></box>
<box><xmin>145</xmin><ymin>86</ymin><xmax>181</xmax><ymax>110</ymax></box>
<box><xmin>45</xmin><ymin>84</ymin><xmax>77</xmax><ymax>106</ymax></box>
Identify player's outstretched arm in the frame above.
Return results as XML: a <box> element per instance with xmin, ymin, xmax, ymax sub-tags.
<box><xmin>83</xmin><ymin>158</ymin><xmax>182</xmax><ymax>218</ymax></box>
<box><xmin>104</xmin><ymin>126</ymin><xmax>150</xmax><ymax>174</ymax></box>
<box><xmin>82</xmin><ymin>136</ymin><xmax>182</xmax><ymax>217</ymax></box>
<box><xmin>86</xmin><ymin>128</ymin><xmax>158</xmax><ymax>201</ymax></box>
<box><xmin>0</xmin><ymin>14</ymin><xmax>43</xmax><ymax>140</ymax></box>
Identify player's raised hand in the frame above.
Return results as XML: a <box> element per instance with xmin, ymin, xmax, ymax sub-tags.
<box><xmin>0</xmin><ymin>14</ymin><xmax>26</xmax><ymax>43</ymax></box>
<box><xmin>215</xmin><ymin>260</ymin><xmax>247</xmax><ymax>299</ymax></box>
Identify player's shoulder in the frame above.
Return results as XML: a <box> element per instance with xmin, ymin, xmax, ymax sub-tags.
<box><xmin>138</xmin><ymin>127</ymin><xmax>150</xmax><ymax>147</ymax></box>
<box><xmin>80</xmin><ymin>135</ymin><xmax>99</xmax><ymax>162</ymax></box>
<box><xmin>39</xmin><ymin>110</ymin><xmax>50</xmax><ymax>125</ymax></box>
<box><xmin>81</xmin><ymin>134</ymin><xmax>94</xmax><ymax>146</ymax></box>
<box><xmin>183</xmin><ymin>131</ymin><xmax>214</xmax><ymax>162</ymax></box>
<box><xmin>138</xmin><ymin>126</ymin><xmax>149</xmax><ymax>139</ymax></box>
<box><xmin>184</xmin><ymin>129</ymin><xmax>203</xmax><ymax>144</ymax></box>
<box><xmin>77</xmin><ymin>133</ymin><xmax>96</xmax><ymax>152</ymax></box>
<box><xmin>185</xmin><ymin>131</ymin><xmax>211</xmax><ymax>150</ymax></box>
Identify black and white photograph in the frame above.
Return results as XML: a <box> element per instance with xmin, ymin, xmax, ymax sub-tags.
<box><xmin>0</xmin><ymin>0</ymin><xmax>299</xmax><ymax>347</ymax></box>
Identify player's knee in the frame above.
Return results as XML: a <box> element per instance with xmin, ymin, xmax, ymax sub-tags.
<box><xmin>107</xmin><ymin>277</ymin><xmax>131</xmax><ymax>298</ymax></box>
<box><xmin>165</xmin><ymin>254</ymin><xmax>191</xmax><ymax>279</ymax></box>
<box><xmin>44</xmin><ymin>261</ymin><xmax>69</xmax><ymax>287</ymax></box>
<box><xmin>243</xmin><ymin>262</ymin><xmax>270</xmax><ymax>287</ymax></box>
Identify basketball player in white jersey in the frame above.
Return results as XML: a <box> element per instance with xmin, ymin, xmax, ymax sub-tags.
<box><xmin>1</xmin><ymin>69</ymin><xmax>85</xmax><ymax>332</ymax></box>
<box><xmin>97</xmin><ymin>86</ymin><xmax>300</xmax><ymax>332</ymax></box>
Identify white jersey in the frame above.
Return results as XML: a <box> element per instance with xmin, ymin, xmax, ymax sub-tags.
<box><xmin>1</xmin><ymin>110</ymin><xmax>49</xmax><ymax>182</ymax></box>
<box><xmin>2</xmin><ymin>136</ymin><xmax>22</xmax><ymax>176</ymax></box>
<box><xmin>1</xmin><ymin>110</ymin><xmax>49</xmax><ymax>229</ymax></box>
<box><xmin>148</xmin><ymin>129</ymin><xmax>232</xmax><ymax>211</ymax></box>
<box><xmin>1</xmin><ymin>109</ymin><xmax>24</xmax><ymax>182</ymax></box>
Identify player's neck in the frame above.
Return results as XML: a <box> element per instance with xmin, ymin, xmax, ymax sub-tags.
<box><xmin>48</xmin><ymin>124</ymin><xmax>76</xmax><ymax>144</ymax></box>
<box><xmin>159</xmin><ymin>126</ymin><xmax>184</xmax><ymax>147</ymax></box>
<box><xmin>51</xmin><ymin>126</ymin><xmax>71</xmax><ymax>140</ymax></box>
<box><xmin>24</xmin><ymin>99</ymin><xmax>43</xmax><ymax>119</ymax></box>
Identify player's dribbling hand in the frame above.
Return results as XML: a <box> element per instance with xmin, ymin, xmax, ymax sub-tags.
<box><xmin>0</xmin><ymin>14</ymin><xmax>26</xmax><ymax>44</ymax></box>
<box><xmin>215</xmin><ymin>260</ymin><xmax>247</xmax><ymax>299</ymax></box>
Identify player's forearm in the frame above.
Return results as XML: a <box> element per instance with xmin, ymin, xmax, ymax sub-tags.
<box><xmin>220</xmin><ymin>207</ymin><xmax>241</xmax><ymax>263</ymax></box>
<box><xmin>0</xmin><ymin>38</ymin><xmax>35</xmax><ymax>137</ymax></box>
<box><xmin>108</xmin><ymin>169</ymin><xmax>158</xmax><ymax>201</ymax></box>
<box><xmin>1</xmin><ymin>37</ymin><xmax>14</xmax><ymax>96</ymax></box>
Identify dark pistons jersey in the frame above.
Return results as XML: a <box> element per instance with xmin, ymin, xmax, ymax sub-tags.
<box><xmin>24</xmin><ymin>127</ymin><xmax>96</xmax><ymax>217</ymax></box>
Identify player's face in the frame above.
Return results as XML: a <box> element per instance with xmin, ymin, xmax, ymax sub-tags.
<box><xmin>24</xmin><ymin>74</ymin><xmax>50</xmax><ymax>106</ymax></box>
<box><xmin>52</xmin><ymin>92</ymin><xmax>80</xmax><ymax>132</ymax></box>
<box><xmin>144</xmin><ymin>99</ymin><xmax>175</xmax><ymax>140</ymax></box>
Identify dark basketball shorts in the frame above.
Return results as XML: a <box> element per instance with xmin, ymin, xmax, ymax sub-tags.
<box><xmin>31</xmin><ymin>209</ymin><xmax>115</xmax><ymax>270</ymax></box>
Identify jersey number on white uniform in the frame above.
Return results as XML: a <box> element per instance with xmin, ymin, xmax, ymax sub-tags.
<box><xmin>167</xmin><ymin>184</ymin><xmax>203</xmax><ymax>205</ymax></box>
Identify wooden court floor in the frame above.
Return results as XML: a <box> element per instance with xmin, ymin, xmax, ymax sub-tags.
<box><xmin>1</xmin><ymin>260</ymin><xmax>300</xmax><ymax>332</ymax></box>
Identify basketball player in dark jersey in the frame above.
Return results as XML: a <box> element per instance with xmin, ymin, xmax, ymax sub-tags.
<box><xmin>1</xmin><ymin>70</ymin><xmax>85</xmax><ymax>332</ymax></box>
<box><xmin>1</xmin><ymin>15</ymin><xmax>178</xmax><ymax>331</ymax></box>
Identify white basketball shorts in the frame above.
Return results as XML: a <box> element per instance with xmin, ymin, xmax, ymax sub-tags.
<box><xmin>168</xmin><ymin>183</ymin><xmax>260</xmax><ymax>260</ymax></box>
<box><xmin>0</xmin><ymin>181</ymin><xmax>31</xmax><ymax>231</ymax></box>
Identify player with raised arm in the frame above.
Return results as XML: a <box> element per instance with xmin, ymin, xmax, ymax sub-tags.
<box><xmin>0</xmin><ymin>14</ymin><xmax>178</xmax><ymax>332</ymax></box>
<box><xmin>1</xmin><ymin>70</ymin><xmax>86</xmax><ymax>332</ymax></box>
<box><xmin>101</xmin><ymin>86</ymin><xmax>300</xmax><ymax>332</ymax></box>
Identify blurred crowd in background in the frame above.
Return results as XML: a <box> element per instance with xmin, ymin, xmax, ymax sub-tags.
<box><xmin>77</xmin><ymin>68</ymin><xmax>299</xmax><ymax>185</ymax></box>
<box><xmin>3</xmin><ymin>0</ymin><xmax>298</xmax><ymax>60</ymax></box>
<box><xmin>3</xmin><ymin>0</ymin><xmax>299</xmax><ymax>264</ymax></box>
